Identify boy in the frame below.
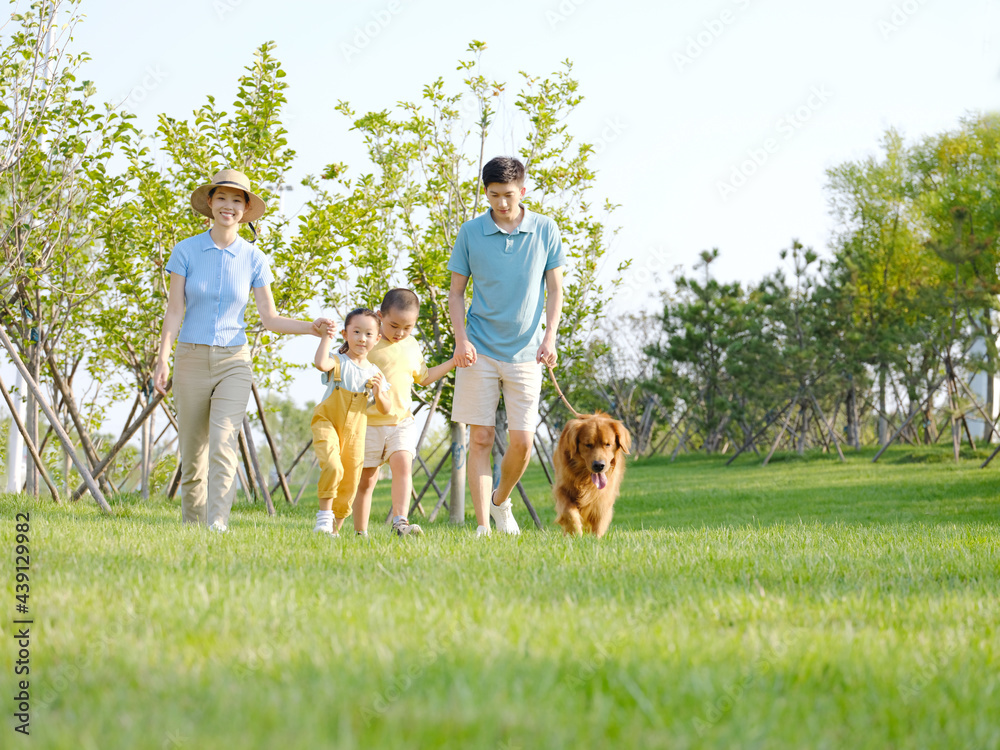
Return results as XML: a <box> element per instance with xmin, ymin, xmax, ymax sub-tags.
<box><xmin>447</xmin><ymin>156</ymin><xmax>565</xmax><ymax>536</ymax></box>
<box><xmin>351</xmin><ymin>288</ymin><xmax>457</xmax><ymax>537</ymax></box>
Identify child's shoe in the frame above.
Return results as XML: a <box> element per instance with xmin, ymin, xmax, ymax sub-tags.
<box><xmin>392</xmin><ymin>516</ymin><xmax>423</xmax><ymax>537</ymax></box>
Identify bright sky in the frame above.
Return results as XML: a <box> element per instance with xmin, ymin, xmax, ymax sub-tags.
<box><xmin>4</xmin><ymin>0</ymin><xmax>1000</xmax><ymax>451</ymax></box>
<box><xmin>69</xmin><ymin>0</ymin><xmax>1000</xmax><ymax>299</ymax></box>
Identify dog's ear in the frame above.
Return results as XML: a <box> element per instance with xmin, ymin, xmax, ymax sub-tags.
<box><xmin>612</xmin><ymin>421</ymin><xmax>632</xmax><ymax>455</ymax></box>
<box><xmin>562</xmin><ymin>420</ymin><xmax>580</xmax><ymax>463</ymax></box>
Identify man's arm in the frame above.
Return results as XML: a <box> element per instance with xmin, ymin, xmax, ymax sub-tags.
<box><xmin>536</xmin><ymin>266</ymin><xmax>563</xmax><ymax>367</ymax></box>
<box><xmin>448</xmin><ymin>271</ymin><xmax>477</xmax><ymax>368</ymax></box>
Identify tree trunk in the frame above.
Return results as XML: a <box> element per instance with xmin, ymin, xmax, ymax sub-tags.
<box><xmin>449</xmin><ymin>422</ymin><xmax>467</xmax><ymax>524</ymax></box>
<box><xmin>846</xmin><ymin>380</ymin><xmax>860</xmax><ymax>450</ymax></box>
<box><xmin>878</xmin><ymin>362</ymin><xmax>888</xmax><ymax>446</ymax></box>
<box><xmin>25</xmin><ymin>340</ymin><xmax>39</xmax><ymax>496</ymax></box>
<box><xmin>797</xmin><ymin>403</ymin><xmax>810</xmax><ymax>455</ymax></box>
<box><xmin>140</xmin><ymin>406</ymin><xmax>153</xmax><ymax>500</ymax></box>
<box><xmin>986</xmin><ymin>319</ymin><xmax>997</xmax><ymax>442</ymax></box>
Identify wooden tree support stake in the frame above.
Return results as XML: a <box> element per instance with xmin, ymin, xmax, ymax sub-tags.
<box><xmin>872</xmin><ymin>374</ymin><xmax>947</xmax><ymax>463</ymax></box>
<box><xmin>763</xmin><ymin>391</ymin><xmax>802</xmax><ymax>467</ymax></box>
<box><xmin>167</xmin><ymin>461</ymin><xmax>182</xmax><ymax>500</ymax></box>
<box><xmin>70</xmin><ymin>385</ymin><xmax>169</xmax><ymax>502</ymax></box>
<box><xmin>237</xmin><ymin>426</ymin><xmax>258</xmax><ymax>501</ymax></box>
<box><xmin>242</xmin><ymin>415</ymin><xmax>275</xmax><ymax>516</ymax></box>
<box><xmin>293</xmin><ymin>455</ymin><xmax>319</xmax><ymax>506</ymax></box>
<box><xmin>428</xmin><ymin>479</ymin><xmax>452</xmax><ymax>522</ymax></box>
<box><xmin>807</xmin><ymin>388</ymin><xmax>845</xmax><ymax>462</ymax></box>
<box><xmin>0</xmin><ymin>371</ymin><xmax>61</xmax><ymax>502</ymax></box>
<box><xmin>533</xmin><ymin>434</ymin><xmax>554</xmax><ymax>485</ymax></box>
<box><xmin>271</xmin><ymin>438</ymin><xmax>313</xmax><ymax>498</ymax></box>
<box><xmin>42</xmin><ymin>341</ymin><xmax>113</xmax><ymax>494</ymax></box>
<box><xmin>250</xmin><ymin>382</ymin><xmax>293</xmax><ymax>504</ymax></box>
<box><xmin>0</xmin><ymin>325</ymin><xmax>110</xmax><ymax>512</ymax></box>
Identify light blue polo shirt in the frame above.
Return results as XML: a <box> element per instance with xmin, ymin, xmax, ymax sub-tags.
<box><xmin>165</xmin><ymin>231</ymin><xmax>274</xmax><ymax>346</ymax></box>
<box><xmin>448</xmin><ymin>207</ymin><xmax>565</xmax><ymax>363</ymax></box>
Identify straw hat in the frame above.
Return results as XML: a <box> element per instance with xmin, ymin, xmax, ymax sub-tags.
<box><xmin>190</xmin><ymin>169</ymin><xmax>267</xmax><ymax>224</ymax></box>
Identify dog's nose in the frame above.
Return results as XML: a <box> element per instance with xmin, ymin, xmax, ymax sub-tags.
<box><xmin>591</xmin><ymin>461</ymin><xmax>605</xmax><ymax>473</ymax></box>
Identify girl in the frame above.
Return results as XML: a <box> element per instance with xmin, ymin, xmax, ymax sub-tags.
<box><xmin>153</xmin><ymin>169</ymin><xmax>332</xmax><ymax>532</ymax></box>
<box><xmin>312</xmin><ymin>308</ymin><xmax>391</xmax><ymax>536</ymax></box>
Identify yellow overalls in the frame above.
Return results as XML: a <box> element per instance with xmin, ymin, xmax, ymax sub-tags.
<box><xmin>311</xmin><ymin>356</ymin><xmax>371</xmax><ymax>518</ymax></box>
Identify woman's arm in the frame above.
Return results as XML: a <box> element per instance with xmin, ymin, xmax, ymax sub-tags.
<box><xmin>254</xmin><ymin>284</ymin><xmax>333</xmax><ymax>336</ymax></box>
<box><xmin>153</xmin><ymin>273</ymin><xmax>186</xmax><ymax>395</ymax></box>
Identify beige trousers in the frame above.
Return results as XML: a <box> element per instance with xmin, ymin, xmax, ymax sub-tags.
<box><xmin>173</xmin><ymin>342</ymin><xmax>253</xmax><ymax>527</ymax></box>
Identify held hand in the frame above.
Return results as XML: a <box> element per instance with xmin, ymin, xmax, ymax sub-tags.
<box><xmin>312</xmin><ymin>317</ymin><xmax>337</xmax><ymax>337</ymax></box>
<box><xmin>536</xmin><ymin>337</ymin><xmax>557</xmax><ymax>368</ymax></box>
<box><xmin>453</xmin><ymin>339</ymin><xmax>477</xmax><ymax>368</ymax></box>
<box><xmin>370</xmin><ymin>371</ymin><xmax>386</xmax><ymax>392</ymax></box>
<box><xmin>153</xmin><ymin>359</ymin><xmax>170</xmax><ymax>396</ymax></box>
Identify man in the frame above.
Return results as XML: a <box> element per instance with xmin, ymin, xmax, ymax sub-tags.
<box><xmin>448</xmin><ymin>156</ymin><xmax>565</xmax><ymax>535</ymax></box>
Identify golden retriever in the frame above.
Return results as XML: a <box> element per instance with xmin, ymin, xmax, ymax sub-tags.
<box><xmin>553</xmin><ymin>413</ymin><xmax>631</xmax><ymax>537</ymax></box>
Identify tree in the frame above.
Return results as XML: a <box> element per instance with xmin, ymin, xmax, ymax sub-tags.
<box><xmin>648</xmin><ymin>249</ymin><xmax>748</xmax><ymax>453</ymax></box>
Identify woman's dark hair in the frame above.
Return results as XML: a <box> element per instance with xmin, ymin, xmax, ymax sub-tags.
<box><xmin>482</xmin><ymin>156</ymin><xmax>525</xmax><ymax>189</ymax></box>
<box><xmin>208</xmin><ymin>186</ymin><xmax>257</xmax><ymax>243</ymax></box>
<box><xmin>337</xmin><ymin>308</ymin><xmax>381</xmax><ymax>354</ymax></box>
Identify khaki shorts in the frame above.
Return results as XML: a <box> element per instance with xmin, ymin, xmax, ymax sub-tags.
<box><xmin>363</xmin><ymin>416</ymin><xmax>417</xmax><ymax>468</ymax></box>
<box><xmin>451</xmin><ymin>353</ymin><xmax>542</xmax><ymax>432</ymax></box>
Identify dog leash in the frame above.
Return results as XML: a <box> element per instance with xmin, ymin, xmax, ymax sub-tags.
<box><xmin>546</xmin><ymin>364</ymin><xmax>582</xmax><ymax>418</ymax></box>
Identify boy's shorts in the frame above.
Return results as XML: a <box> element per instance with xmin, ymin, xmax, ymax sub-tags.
<box><xmin>451</xmin><ymin>353</ymin><xmax>542</xmax><ymax>433</ymax></box>
<box><xmin>363</xmin><ymin>416</ymin><xmax>417</xmax><ymax>468</ymax></box>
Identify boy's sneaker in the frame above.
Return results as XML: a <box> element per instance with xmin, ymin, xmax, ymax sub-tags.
<box><xmin>392</xmin><ymin>517</ymin><xmax>423</xmax><ymax>537</ymax></box>
<box><xmin>208</xmin><ymin>521</ymin><xmax>228</xmax><ymax>534</ymax></box>
<box><xmin>489</xmin><ymin>491</ymin><xmax>520</xmax><ymax>535</ymax></box>
<box><xmin>475</xmin><ymin>525</ymin><xmax>490</xmax><ymax>537</ymax></box>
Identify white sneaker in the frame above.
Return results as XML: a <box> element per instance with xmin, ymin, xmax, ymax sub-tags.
<box><xmin>489</xmin><ymin>492</ymin><xmax>520</xmax><ymax>535</ymax></box>
<box><xmin>475</xmin><ymin>525</ymin><xmax>490</xmax><ymax>537</ymax></box>
<box><xmin>313</xmin><ymin>520</ymin><xmax>334</xmax><ymax>535</ymax></box>
<box><xmin>209</xmin><ymin>521</ymin><xmax>228</xmax><ymax>533</ymax></box>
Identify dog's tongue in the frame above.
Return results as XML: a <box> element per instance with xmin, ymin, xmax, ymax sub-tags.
<box><xmin>591</xmin><ymin>472</ymin><xmax>607</xmax><ymax>490</ymax></box>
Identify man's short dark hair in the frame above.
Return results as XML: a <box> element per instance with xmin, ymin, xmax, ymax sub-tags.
<box><xmin>482</xmin><ymin>157</ymin><xmax>525</xmax><ymax>189</ymax></box>
<box><xmin>380</xmin><ymin>288</ymin><xmax>420</xmax><ymax>314</ymax></box>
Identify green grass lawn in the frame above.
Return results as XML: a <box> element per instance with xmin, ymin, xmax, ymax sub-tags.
<box><xmin>2</xmin><ymin>445</ymin><xmax>998</xmax><ymax>749</ymax></box>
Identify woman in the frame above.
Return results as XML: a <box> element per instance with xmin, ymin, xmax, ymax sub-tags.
<box><xmin>153</xmin><ymin>169</ymin><xmax>330</xmax><ymax>532</ymax></box>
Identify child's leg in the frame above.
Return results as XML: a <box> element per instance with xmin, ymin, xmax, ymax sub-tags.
<box><xmin>352</xmin><ymin>467</ymin><xmax>380</xmax><ymax>533</ymax></box>
<box><xmin>331</xmin><ymin>431</ymin><xmax>366</xmax><ymax>528</ymax></box>
<box><xmin>387</xmin><ymin>450</ymin><xmax>413</xmax><ymax>519</ymax></box>
<box><xmin>352</xmin><ymin>422</ymin><xmax>386</xmax><ymax>533</ymax></box>
<box><xmin>312</xmin><ymin>413</ymin><xmax>344</xmax><ymax>531</ymax></box>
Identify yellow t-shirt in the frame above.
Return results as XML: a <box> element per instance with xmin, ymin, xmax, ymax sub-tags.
<box><xmin>366</xmin><ymin>336</ymin><xmax>429</xmax><ymax>426</ymax></box>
